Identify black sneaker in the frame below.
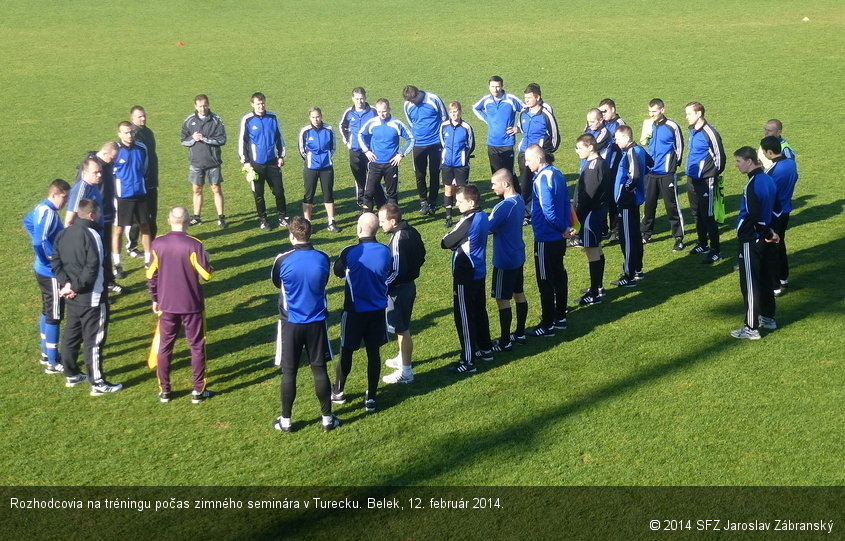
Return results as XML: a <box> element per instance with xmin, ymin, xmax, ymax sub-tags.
<box><xmin>363</xmin><ymin>390</ymin><xmax>376</xmax><ymax>413</ymax></box>
<box><xmin>279</xmin><ymin>216</ymin><xmax>290</xmax><ymax>228</ymax></box>
<box><xmin>444</xmin><ymin>216</ymin><xmax>453</xmax><ymax>228</ymax></box>
<box><xmin>522</xmin><ymin>217</ymin><xmax>531</xmax><ymax>227</ymax></box>
<box><xmin>44</xmin><ymin>363</ymin><xmax>63</xmax><ymax>375</ymax></box>
<box><xmin>113</xmin><ymin>264</ymin><xmax>125</xmax><ymax>279</ymax></box>
<box><xmin>65</xmin><ymin>373</ymin><xmax>88</xmax><ymax>387</ymax></box>
<box><xmin>272</xmin><ymin>416</ymin><xmax>292</xmax><ymax>433</ymax></box>
<box><xmin>580</xmin><ymin>287</ymin><xmax>606</xmax><ymax>298</ymax></box>
<box><xmin>672</xmin><ymin>238</ymin><xmax>685</xmax><ymax>252</ymax></box>
<box><xmin>491</xmin><ymin>339</ymin><xmax>512</xmax><ymax>353</ymax></box>
<box><xmin>510</xmin><ymin>333</ymin><xmax>527</xmax><ymax>345</ymax></box>
<box><xmin>127</xmin><ymin>248</ymin><xmax>143</xmax><ymax>259</ymax></box>
<box><xmin>326</xmin><ymin>222</ymin><xmax>341</xmax><ymax>233</ymax></box>
<box><xmin>634</xmin><ymin>271</ymin><xmax>645</xmax><ymax>281</ymax></box>
<box><xmin>449</xmin><ymin>360</ymin><xmax>477</xmax><ymax>374</ymax></box>
<box><xmin>612</xmin><ymin>277</ymin><xmax>638</xmax><ymax>287</ymax></box>
<box><xmin>577</xmin><ymin>294</ymin><xmax>602</xmax><ymax>306</ymax></box>
<box><xmin>568</xmin><ymin>237</ymin><xmax>583</xmax><ymax>248</ymax></box>
<box><xmin>419</xmin><ymin>201</ymin><xmax>430</xmax><ymax>215</ymax></box>
<box><xmin>702</xmin><ymin>252</ymin><xmax>722</xmax><ymax>264</ymax></box>
<box><xmin>322</xmin><ymin>414</ymin><xmax>341</xmax><ymax>432</ymax></box>
<box><xmin>476</xmin><ymin>349</ymin><xmax>494</xmax><ymax>362</ymax></box>
<box><xmin>159</xmin><ymin>392</ymin><xmax>171</xmax><ymax>403</ymax></box>
<box><xmin>108</xmin><ymin>282</ymin><xmax>127</xmax><ymax>294</ymax></box>
<box><xmin>191</xmin><ymin>389</ymin><xmax>213</xmax><ymax>404</ymax></box>
<box><xmin>527</xmin><ymin>325</ymin><xmax>556</xmax><ymax>337</ymax></box>
<box><xmin>553</xmin><ymin>318</ymin><xmax>567</xmax><ymax>330</ymax></box>
<box><xmin>689</xmin><ymin>244</ymin><xmax>709</xmax><ymax>255</ymax></box>
<box><xmin>217</xmin><ymin>216</ymin><xmax>228</xmax><ymax>229</ymax></box>
<box><xmin>189</xmin><ymin>215</ymin><xmax>202</xmax><ymax>227</ymax></box>
<box><xmin>258</xmin><ymin>218</ymin><xmax>270</xmax><ymax>231</ymax></box>
<box><xmin>641</xmin><ymin>235</ymin><xmax>652</xmax><ymax>244</ymax></box>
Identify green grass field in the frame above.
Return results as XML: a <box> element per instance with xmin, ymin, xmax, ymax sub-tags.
<box><xmin>2</xmin><ymin>0</ymin><xmax>843</xmax><ymax>495</ymax></box>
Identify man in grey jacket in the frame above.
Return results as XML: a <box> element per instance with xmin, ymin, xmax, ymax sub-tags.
<box><xmin>181</xmin><ymin>94</ymin><xmax>228</xmax><ymax>228</ymax></box>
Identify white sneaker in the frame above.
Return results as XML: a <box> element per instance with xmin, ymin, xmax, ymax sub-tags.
<box><xmin>382</xmin><ymin>369</ymin><xmax>414</xmax><ymax>384</ymax></box>
<box><xmin>384</xmin><ymin>356</ymin><xmax>402</xmax><ymax>370</ymax></box>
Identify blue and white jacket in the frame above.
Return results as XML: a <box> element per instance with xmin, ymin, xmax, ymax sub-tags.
<box><xmin>648</xmin><ymin>117</ymin><xmax>684</xmax><ymax>175</ymax></box>
<box><xmin>358</xmin><ymin>115</ymin><xmax>414</xmax><ymax>164</ymax></box>
<box><xmin>238</xmin><ymin>111</ymin><xmax>286</xmax><ymax>165</ymax></box>
<box><xmin>488</xmin><ymin>195</ymin><xmax>525</xmax><ymax>270</ymax></box>
<box><xmin>439</xmin><ymin>120</ymin><xmax>475</xmax><ymax>168</ymax></box>
<box><xmin>272</xmin><ymin>243</ymin><xmax>330</xmax><ymax>324</ymax></box>
<box><xmin>339</xmin><ymin>104</ymin><xmax>376</xmax><ymax>152</ymax></box>
<box><xmin>298</xmin><ymin>123</ymin><xmax>335</xmax><ymax>170</ymax></box>
<box><xmin>531</xmin><ymin>164</ymin><xmax>570</xmax><ymax>242</ymax></box>
<box><xmin>403</xmin><ymin>91</ymin><xmax>447</xmax><ymax>147</ymax></box>
<box><xmin>686</xmin><ymin>122</ymin><xmax>725</xmax><ymax>179</ymax></box>
<box><xmin>113</xmin><ymin>141</ymin><xmax>148</xmax><ymax>198</ymax></box>
<box><xmin>24</xmin><ymin>199</ymin><xmax>63</xmax><ymax>277</ymax></box>
<box><xmin>442</xmin><ymin>208</ymin><xmax>489</xmax><ymax>284</ymax></box>
<box><xmin>472</xmin><ymin>93</ymin><xmax>523</xmax><ymax>147</ymax></box>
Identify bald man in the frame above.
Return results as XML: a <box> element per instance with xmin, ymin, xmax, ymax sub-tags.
<box><xmin>331</xmin><ymin>213</ymin><xmax>393</xmax><ymax>414</ymax></box>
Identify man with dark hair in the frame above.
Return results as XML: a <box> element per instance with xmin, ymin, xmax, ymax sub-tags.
<box><xmin>146</xmin><ymin>206</ymin><xmax>214</xmax><ymax>404</ymax></box>
<box><xmin>24</xmin><ymin>178</ymin><xmax>70</xmax><ymax>373</ymax></box>
<box><xmin>517</xmin><ymin>83</ymin><xmax>560</xmax><ymax>222</ymax></box>
<box><xmin>358</xmin><ymin>98</ymin><xmax>414</xmax><ymax>212</ymax></box>
<box><xmin>127</xmin><ymin>106</ymin><xmax>158</xmax><ymax>255</ymax></box>
<box><xmin>526</xmin><ymin>144</ymin><xmax>570</xmax><ymax>336</ymax></box>
<box><xmin>473</xmin><ymin>75</ymin><xmax>523</xmax><ymax>176</ymax></box>
<box><xmin>332</xmin><ymin>213</ymin><xmax>392</xmax><ymax>413</ymax></box>
<box><xmin>758</xmin><ymin>119</ymin><xmax>795</xmax><ymax>169</ymax></box>
<box><xmin>440</xmin><ymin>101</ymin><xmax>475</xmax><ymax>227</ymax></box>
<box><xmin>403</xmin><ymin>85</ymin><xmax>447</xmax><ymax>216</ymax></box>
<box><xmin>270</xmin><ymin>216</ymin><xmax>340</xmax><ymax>432</ymax></box>
<box><xmin>441</xmin><ymin>184</ymin><xmax>491</xmax><ymax>373</ymax></box>
<box><xmin>571</xmin><ymin>134</ymin><xmax>608</xmax><ymax>304</ymax></box>
<box><xmin>112</xmin><ymin>120</ymin><xmax>151</xmax><ymax>277</ymax></box>
<box><xmin>610</xmin><ymin>126</ymin><xmax>647</xmax><ymax>288</ymax></box>
<box><xmin>340</xmin><ymin>87</ymin><xmax>383</xmax><ymax>209</ymax></box>
<box><xmin>598</xmin><ymin>98</ymin><xmax>626</xmax><ymax>138</ymax></box>
<box><xmin>52</xmin><ymin>198</ymin><xmax>122</xmax><ymax>394</ymax></box>
<box><xmin>641</xmin><ymin>98</ymin><xmax>685</xmax><ymax>251</ymax></box>
<box><xmin>685</xmin><ymin>101</ymin><xmax>726</xmax><ymax>264</ymax></box>
<box><xmin>731</xmin><ymin>147</ymin><xmax>779</xmax><ymax>340</ymax></box>
<box><xmin>238</xmin><ymin>92</ymin><xmax>289</xmax><ymax>230</ymax></box>
<box><xmin>181</xmin><ymin>94</ymin><xmax>228</xmax><ymax>228</ymax></box>
<box><xmin>378</xmin><ymin>203</ymin><xmax>425</xmax><ymax>384</ymax></box>
<box><xmin>488</xmin><ymin>169</ymin><xmax>528</xmax><ymax>351</ymax></box>
<box><xmin>298</xmin><ymin>107</ymin><xmax>340</xmax><ymax>232</ymax></box>
<box><xmin>760</xmin><ymin>135</ymin><xmax>799</xmax><ymax>295</ymax></box>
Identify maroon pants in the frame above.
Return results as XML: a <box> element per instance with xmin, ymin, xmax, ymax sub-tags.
<box><xmin>157</xmin><ymin>311</ymin><xmax>206</xmax><ymax>393</ymax></box>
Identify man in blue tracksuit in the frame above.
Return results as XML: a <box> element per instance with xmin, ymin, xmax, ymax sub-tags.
<box><xmin>610</xmin><ymin>126</ymin><xmax>647</xmax><ymax>288</ymax></box>
<box><xmin>731</xmin><ymin>147</ymin><xmax>779</xmax><ymax>340</ymax></box>
<box><xmin>599</xmin><ymin>98</ymin><xmax>626</xmax><ymax>139</ymax></box>
<box><xmin>403</xmin><ymin>85</ymin><xmax>447</xmax><ymax>215</ymax></box>
<box><xmin>238</xmin><ymin>92</ymin><xmax>288</xmax><ymax>230</ymax></box>
<box><xmin>760</xmin><ymin>135</ymin><xmax>799</xmax><ymax>295</ymax></box>
<box><xmin>112</xmin><ymin>121</ymin><xmax>150</xmax><ymax>278</ymax></box>
<box><xmin>517</xmin><ymin>83</ymin><xmax>560</xmax><ymax>219</ymax></box>
<box><xmin>642</xmin><ymin>98</ymin><xmax>685</xmax><ymax>250</ymax></box>
<box><xmin>684</xmin><ymin>101</ymin><xmax>726</xmax><ymax>264</ymax></box>
<box><xmin>270</xmin><ymin>217</ymin><xmax>340</xmax><ymax>432</ymax></box>
<box><xmin>526</xmin><ymin>144</ymin><xmax>570</xmax><ymax>336</ymax></box>
<box><xmin>24</xmin><ymin>178</ymin><xmax>71</xmax><ymax>373</ymax></box>
<box><xmin>358</xmin><ymin>98</ymin><xmax>414</xmax><ymax>212</ymax></box>
<box><xmin>332</xmin><ymin>213</ymin><xmax>393</xmax><ymax>413</ymax></box>
<box><xmin>441</xmin><ymin>184</ymin><xmax>491</xmax><ymax>374</ymax></box>
<box><xmin>439</xmin><ymin>101</ymin><xmax>475</xmax><ymax>228</ymax></box>
<box><xmin>298</xmin><ymin>107</ymin><xmax>340</xmax><ymax>232</ymax></box>
<box><xmin>340</xmin><ymin>87</ymin><xmax>383</xmax><ymax>209</ymax></box>
<box><xmin>473</xmin><ymin>75</ymin><xmax>523</xmax><ymax>176</ymax></box>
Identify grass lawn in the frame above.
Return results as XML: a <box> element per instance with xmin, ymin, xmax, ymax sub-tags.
<box><xmin>1</xmin><ymin>0</ymin><xmax>843</xmax><ymax>495</ymax></box>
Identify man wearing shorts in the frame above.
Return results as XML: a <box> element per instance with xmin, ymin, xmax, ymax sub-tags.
<box><xmin>572</xmin><ymin>134</ymin><xmax>609</xmax><ymax>305</ymax></box>
<box><xmin>378</xmin><ymin>203</ymin><xmax>425</xmax><ymax>384</ymax></box>
<box><xmin>181</xmin><ymin>94</ymin><xmax>227</xmax><ymax>228</ymax></box>
<box><xmin>298</xmin><ymin>107</ymin><xmax>340</xmax><ymax>232</ymax></box>
<box><xmin>112</xmin><ymin>121</ymin><xmax>151</xmax><ymax>277</ymax></box>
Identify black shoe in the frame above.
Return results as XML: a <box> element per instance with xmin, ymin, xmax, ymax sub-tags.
<box><xmin>702</xmin><ymin>252</ymin><xmax>722</xmax><ymax>264</ymax></box>
<box><xmin>419</xmin><ymin>201</ymin><xmax>430</xmax><ymax>215</ymax></box>
<box><xmin>553</xmin><ymin>318</ymin><xmax>567</xmax><ymax>330</ymax></box>
<box><xmin>327</xmin><ymin>222</ymin><xmax>341</xmax><ymax>233</ymax></box>
<box><xmin>476</xmin><ymin>349</ymin><xmax>494</xmax><ymax>362</ymax></box>
<box><xmin>113</xmin><ymin>264</ymin><xmax>125</xmax><ymax>279</ymax></box>
<box><xmin>492</xmin><ymin>339</ymin><xmax>512</xmax><ymax>352</ymax></box>
<box><xmin>258</xmin><ymin>218</ymin><xmax>270</xmax><ymax>231</ymax></box>
<box><xmin>322</xmin><ymin>414</ymin><xmax>341</xmax><ymax>432</ymax></box>
<box><xmin>108</xmin><ymin>282</ymin><xmax>127</xmax><ymax>294</ymax></box>
<box><xmin>580</xmin><ymin>287</ymin><xmax>606</xmax><ymax>298</ymax></box>
<box><xmin>689</xmin><ymin>244</ymin><xmax>709</xmax><ymax>255</ymax></box>
<box><xmin>217</xmin><ymin>216</ymin><xmax>228</xmax><ymax>229</ymax></box>
<box><xmin>641</xmin><ymin>235</ymin><xmax>652</xmax><ymax>244</ymax></box>
<box><xmin>527</xmin><ymin>325</ymin><xmax>556</xmax><ymax>337</ymax></box>
<box><xmin>363</xmin><ymin>390</ymin><xmax>376</xmax><ymax>413</ymax></box>
<box><xmin>330</xmin><ymin>389</ymin><xmax>346</xmax><ymax>404</ymax></box>
<box><xmin>522</xmin><ymin>217</ymin><xmax>531</xmax><ymax>227</ymax></box>
<box><xmin>449</xmin><ymin>360</ymin><xmax>477</xmax><ymax>374</ymax></box>
<box><xmin>634</xmin><ymin>271</ymin><xmax>645</xmax><ymax>281</ymax></box>
<box><xmin>189</xmin><ymin>215</ymin><xmax>203</xmax><ymax>227</ymax></box>
<box><xmin>159</xmin><ymin>392</ymin><xmax>171</xmax><ymax>403</ymax></box>
<box><xmin>444</xmin><ymin>216</ymin><xmax>453</xmax><ymax>228</ymax></box>
<box><xmin>191</xmin><ymin>389</ymin><xmax>214</xmax><ymax>404</ymax></box>
<box><xmin>510</xmin><ymin>333</ymin><xmax>527</xmax><ymax>345</ymax></box>
<box><xmin>612</xmin><ymin>277</ymin><xmax>638</xmax><ymax>287</ymax></box>
<box><xmin>672</xmin><ymin>238</ymin><xmax>685</xmax><ymax>252</ymax></box>
<box><xmin>279</xmin><ymin>216</ymin><xmax>290</xmax><ymax>228</ymax></box>
<box><xmin>577</xmin><ymin>294</ymin><xmax>602</xmax><ymax>306</ymax></box>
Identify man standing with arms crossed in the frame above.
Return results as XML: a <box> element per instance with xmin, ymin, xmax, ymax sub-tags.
<box><xmin>24</xmin><ymin>178</ymin><xmax>70</xmax><ymax>374</ymax></box>
<box><xmin>641</xmin><ymin>98</ymin><xmax>685</xmax><ymax>251</ymax></box>
<box><xmin>487</xmin><ymin>169</ymin><xmax>528</xmax><ymax>351</ymax></box>
<box><xmin>239</xmin><ymin>92</ymin><xmax>289</xmax><ymax>230</ymax></box>
<box><xmin>685</xmin><ymin>101</ymin><xmax>726</xmax><ymax>264</ymax></box>
<box><xmin>146</xmin><ymin>206</ymin><xmax>214</xmax><ymax>404</ymax></box>
<box><xmin>181</xmin><ymin>94</ymin><xmax>228</xmax><ymax>228</ymax></box>
<box><xmin>526</xmin><ymin>144</ymin><xmax>570</xmax><ymax>336</ymax></box>
<box><xmin>403</xmin><ymin>85</ymin><xmax>447</xmax><ymax>216</ymax></box>
<box><xmin>270</xmin><ymin>217</ymin><xmax>340</xmax><ymax>432</ymax></box>
<box><xmin>340</xmin><ymin>87</ymin><xmax>382</xmax><ymax>210</ymax></box>
<box><xmin>378</xmin><ymin>204</ymin><xmax>425</xmax><ymax>384</ymax></box>
<box><xmin>52</xmin><ymin>199</ymin><xmax>122</xmax><ymax>394</ymax></box>
<box><xmin>473</xmin><ymin>75</ymin><xmax>523</xmax><ymax>176</ymax></box>
<box><xmin>358</xmin><ymin>98</ymin><xmax>414</xmax><ymax>212</ymax></box>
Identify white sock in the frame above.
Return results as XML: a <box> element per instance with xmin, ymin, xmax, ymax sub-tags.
<box><xmin>322</xmin><ymin>415</ymin><xmax>333</xmax><ymax>425</ymax></box>
<box><xmin>279</xmin><ymin>417</ymin><xmax>291</xmax><ymax>428</ymax></box>
<box><xmin>144</xmin><ymin>252</ymin><xmax>151</xmax><ymax>265</ymax></box>
<box><xmin>112</xmin><ymin>254</ymin><xmax>121</xmax><ymax>266</ymax></box>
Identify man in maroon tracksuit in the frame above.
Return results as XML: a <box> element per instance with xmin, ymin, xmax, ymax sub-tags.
<box><xmin>146</xmin><ymin>206</ymin><xmax>214</xmax><ymax>403</ymax></box>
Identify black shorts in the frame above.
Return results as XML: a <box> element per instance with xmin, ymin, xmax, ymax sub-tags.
<box><xmin>340</xmin><ymin>309</ymin><xmax>387</xmax><ymax>351</ymax></box>
<box><xmin>386</xmin><ymin>282</ymin><xmax>416</xmax><ymax>334</ymax></box>
<box><xmin>490</xmin><ymin>266</ymin><xmax>524</xmax><ymax>300</ymax></box>
<box><xmin>441</xmin><ymin>165</ymin><xmax>470</xmax><ymax>186</ymax></box>
<box><xmin>303</xmin><ymin>167</ymin><xmax>335</xmax><ymax>204</ymax></box>
<box><xmin>36</xmin><ymin>273</ymin><xmax>63</xmax><ymax>321</ymax></box>
<box><xmin>580</xmin><ymin>207</ymin><xmax>607</xmax><ymax>248</ymax></box>
<box><xmin>275</xmin><ymin>320</ymin><xmax>331</xmax><ymax>369</ymax></box>
<box><xmin>115</xmin><ymin>196</ymin><xmax>149</xmax><ymax>227</ymax></box>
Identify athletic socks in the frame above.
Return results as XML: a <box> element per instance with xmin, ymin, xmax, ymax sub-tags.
<box><xmin>498</xmin><ymin>307</ymin><xmax>512</xmax><ymax>343</ymax></box>
<box><xmin>515</xmin><ymin>301</ymin><xmax>528</xmax><ymax>336</ymax></box>
<box><xmin>144</xmin><ymin>252</ymin><xmax>151</xmax><ymax>265</ymax></box>
<box><xmin>112</xmin><ymin>253</ymin><xmax>121</xmax><ymax>266</ymax></box>
<box><xmin>279</xmin><ymin>417</ymin><xmax>292</xmax><ymax>429</ymax></box>
<box><xmin>589</xmin><ymin>256</ymin><xmax>605</xmax><ymax>295</ymax></box>
<box><xmin>44</xmin><ymin>320</ymin><xmax>60</xmax><ymax>364</ymax></box>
